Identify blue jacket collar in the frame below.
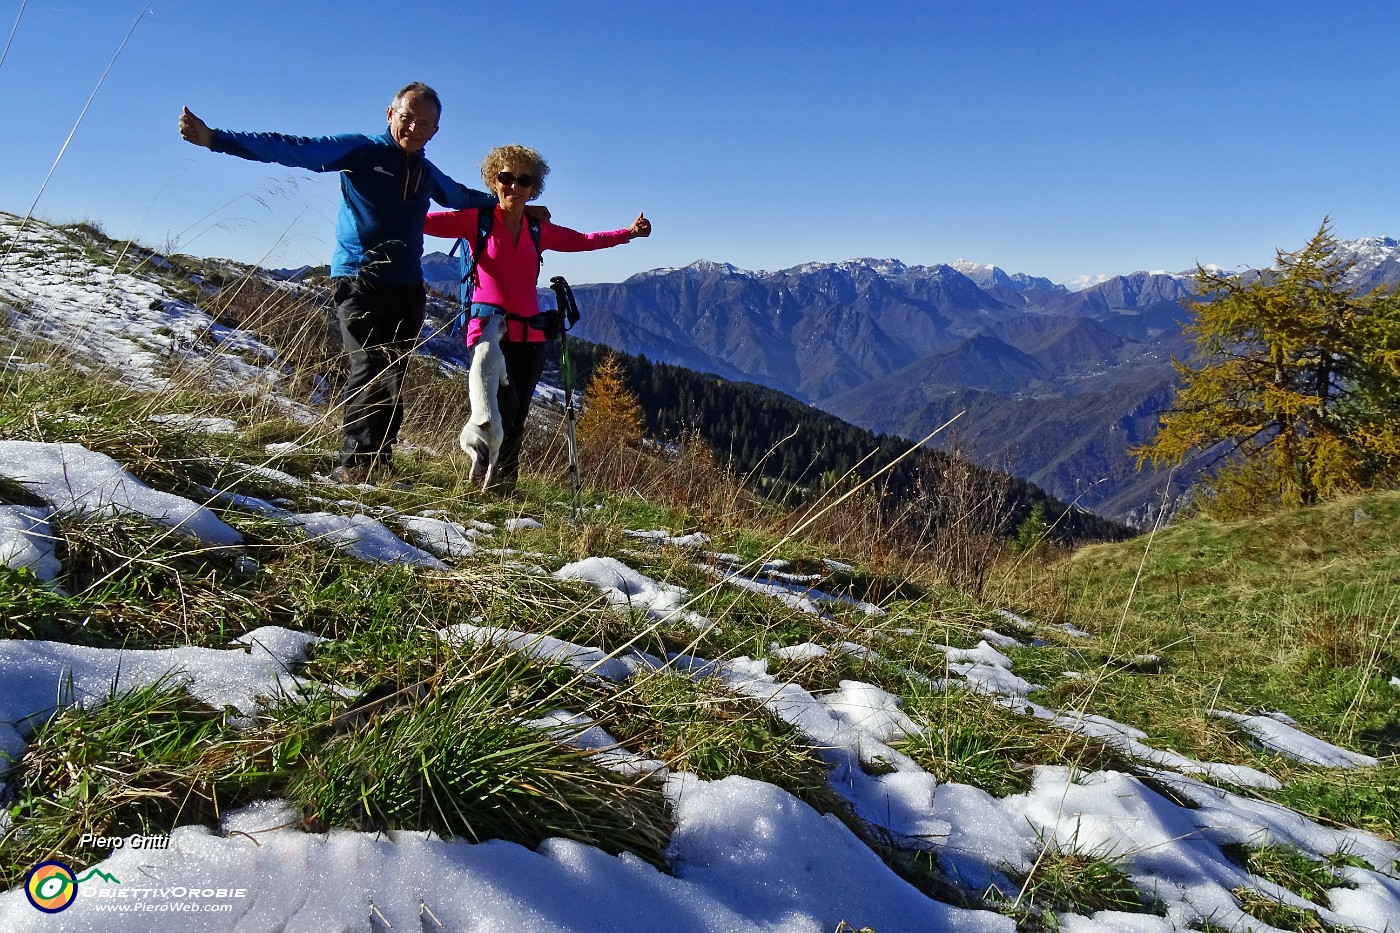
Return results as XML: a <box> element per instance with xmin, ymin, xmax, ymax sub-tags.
<box><xmin>379</xmin><ymin>128</ymin><xmax>425</xmax><ymax>158</ymax></box>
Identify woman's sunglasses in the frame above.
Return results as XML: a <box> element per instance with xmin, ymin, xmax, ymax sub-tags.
<box><xmin>496</xmin><ymin>172</ymin><xmax>537</xmax><ymax>189</ymax></box>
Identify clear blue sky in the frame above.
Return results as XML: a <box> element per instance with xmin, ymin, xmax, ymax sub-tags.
<box><xmin>1</xmin><ymin>0</ymin><xmax>1395</xmax><ymax>287</ymax></box>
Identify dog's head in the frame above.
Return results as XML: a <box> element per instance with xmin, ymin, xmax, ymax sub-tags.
<box><xmin>475</xmin><ymin>313</ymin><xmax>506</xmax><ymax>344</ymax></box>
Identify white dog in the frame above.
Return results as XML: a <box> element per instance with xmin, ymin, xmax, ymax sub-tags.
<box><xmin>459</xmin><ymin>313</ymin><xmax>509</xmax><ymax>487</ymax></box>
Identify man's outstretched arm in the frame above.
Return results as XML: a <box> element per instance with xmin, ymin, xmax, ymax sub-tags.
<box><xmin>177</xmin><ymin>106</ymin><xmax>366</xmax><ymax>171</ymax></box>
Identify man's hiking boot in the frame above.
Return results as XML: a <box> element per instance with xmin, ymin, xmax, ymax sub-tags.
<box><xmin>329</xmin><ymin>458</ymin><xmax>371</xmax><ymax>485</ymax></box>
<box><xmin>330</xmin><ymin>447</ymin><xmax>399</xmax><ymax>486</ymax></box>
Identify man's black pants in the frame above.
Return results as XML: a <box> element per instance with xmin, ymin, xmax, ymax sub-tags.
<box><xmin>333</xmin><ymin>277</ymin><xmax>426</xmax><ymax>467</ymax></box>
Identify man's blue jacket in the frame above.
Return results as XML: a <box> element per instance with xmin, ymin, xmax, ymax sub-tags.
<box><xmin>208</xmin><ymin>128</ymin><xmax>496</xmax><ymax>285</ymax></box>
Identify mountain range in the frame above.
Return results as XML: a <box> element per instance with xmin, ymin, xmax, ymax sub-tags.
<box><xmin>425</xmin><ymin>238</ymin><xmax>1400</xmax><ymax>525</ymax></box>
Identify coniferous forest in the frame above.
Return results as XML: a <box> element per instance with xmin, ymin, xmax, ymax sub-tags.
<box><xmin>563</xmin><ymin>341</ymin><xmax>1131</xmax><ymax>544</ymax></box>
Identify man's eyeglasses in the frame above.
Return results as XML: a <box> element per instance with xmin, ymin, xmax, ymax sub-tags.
<box><xmin>496</xmin><ymin>172</ymin><xmax>537</xmax><ymax>189</ymax></box>
<box><xmin>393</xmin><ymin>110</ymin><xmax>437</xmax><ymax>133</ymax></box>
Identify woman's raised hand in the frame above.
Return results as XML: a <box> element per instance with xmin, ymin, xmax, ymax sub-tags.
<box><xmin>628</xmin><ymin>212</ymin><xmax>652</xmax><ymax>239</ymax></box>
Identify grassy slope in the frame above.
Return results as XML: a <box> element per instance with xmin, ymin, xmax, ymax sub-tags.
<box><xmin>2</xmin><ymin>353</ymin><xmax>1396</xmax><ymax>924</ymax></box>
<box><xmin>995</xmin><ymin>491</ymin><xmax>1400</xmax><ymax>834</ymax></box>
<box><xmin>2</xmin><ymin>220</ymin><xmax>1398</xmax><ymax>929</ymax></box>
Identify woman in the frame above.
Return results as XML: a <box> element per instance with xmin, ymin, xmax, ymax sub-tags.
<box><xmin>425</xmin><ymin>144</ymin><xmax>650</xmax><ymax>492</ymax></box>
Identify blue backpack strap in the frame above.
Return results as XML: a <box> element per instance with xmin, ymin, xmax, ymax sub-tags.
<box><xmin>473</xmin><ymin>206</ymin><xmax>495</xmax><ymax>281</ymax></box>
<box><xmin>448</xmin><ymin>237</ymin><xmax>468</xmax><ymax>336</ymax></box>
<box><xmin>449</xmin><ymin>209</ymin><xmax>496</xmax><ymax>337</ymax></box>
<box><xmin>528</xmin><ymin>215</ymin><xmax>543</xmax><ymax>275</ymax></box>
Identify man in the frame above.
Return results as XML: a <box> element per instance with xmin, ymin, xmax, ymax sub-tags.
<box><xmin>180</xmin><ymin>82</ymin><xmax>532</xmax><ymax>483</ymax></box>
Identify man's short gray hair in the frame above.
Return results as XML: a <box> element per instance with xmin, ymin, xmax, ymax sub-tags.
<box><xmin>392</xmin><ymin>81</ymin><xmax>442</xmax><ymax>118</ymax></box>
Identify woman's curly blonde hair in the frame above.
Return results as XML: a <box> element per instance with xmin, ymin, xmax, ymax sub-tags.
<box><xmin>480</xmin><ymin>145</ymin><xmax>549</xmax><ymax>200</ymax></box>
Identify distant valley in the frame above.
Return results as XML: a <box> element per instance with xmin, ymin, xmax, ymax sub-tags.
<box><xmin>424</xmin><ymin>238</ymin><xmax>1400</xmax><ymax>524</ymax></box>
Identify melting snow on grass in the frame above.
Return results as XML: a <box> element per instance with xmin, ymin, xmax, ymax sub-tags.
<box><xmin>0</xmin><ymin>218</ymin><xmax>319</xmax><ymax>421</ymax></box>
<box><xmin>0</xmin><ymin>441</ymin><xmax>242</xmax><ymax>547</ymax></box>
<box><xmin>0</xmin><ymin>505</ymin><xmax>60</xmax><ymax>582</ymax></box>
<box><xmin>555</xmin><ymin>555</ymin><xmax>711</xmax><ymax>629</ymax></box>
<box><xmin>0</xmin><ymin>626</ymin><xmax>319</xmax><ymax>800</ymax></box>
<box><xmin>623</xmin><ymin>528</ymin><xmax>883</xmax><ymax>618</ymax></box>
<box><xmin>440</xmin><ymin>623</ymin><xmax>645</xmax><ymax>683</ymax></box>
<box><xmin>1</xmin><ymin>216</ymin><xmax>1397</xmax><ymax>931</ymax></box>
<box><xmin>1214</xmin><ymin>710</ymin><xmax>1382</xmax><ymax>768</ymax></box>
<box><xmin>3</xmin><ymin>540</ymin><xmax>1399</xmax><ymax>931</ymax></box>
<box><xmin>399</xmin><ymin>513</ymin><xmax>487</xmax><ymax>558</ymax></box>
<box><xmin>0</xmin><ymin>440</ymin><xmax>460</xmax><ymax>575</ymax></box>
<box><xmin>278</xmin><ymin>512</ymin><xmax>445</xmax><ymax>568</ymax></box>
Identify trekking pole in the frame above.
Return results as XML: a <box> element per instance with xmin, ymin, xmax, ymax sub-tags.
<box><xmin>549</xmin><ymin>276</ymin><xmax>583</xmax><ymax>522</ymax></box>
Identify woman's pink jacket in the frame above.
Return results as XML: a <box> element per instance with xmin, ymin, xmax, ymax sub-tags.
<box><xmin>425</xmin><ymin>206</ymin><xmax>630</xmax><ymax>345</ymax></box>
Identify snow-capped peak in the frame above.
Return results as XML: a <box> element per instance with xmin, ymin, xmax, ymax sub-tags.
<box><xmin>1336</xmin><ymin>235</ymin><xmax>1400</xmax><ymax>268</ymax></box>
<box><xmin>1065</xmin><ymin>273</ymin><xmax>1113</xmax><ymax>292</ymax></box>
<box><xmin>948</xmin><ymin>259</ymin><xmax>1007</xmax><ymax>285</ymax></box>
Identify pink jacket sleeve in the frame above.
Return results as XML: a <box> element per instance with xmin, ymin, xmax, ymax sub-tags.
<box><xmin>424</xmin><ymin>208</ymin><xmax>479</xmax><ymax>240</ymax></box>
<box><xmin>539</xmin><ymin>222</ymin><xmax>631</xmax><ymax>252</ymax></box>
